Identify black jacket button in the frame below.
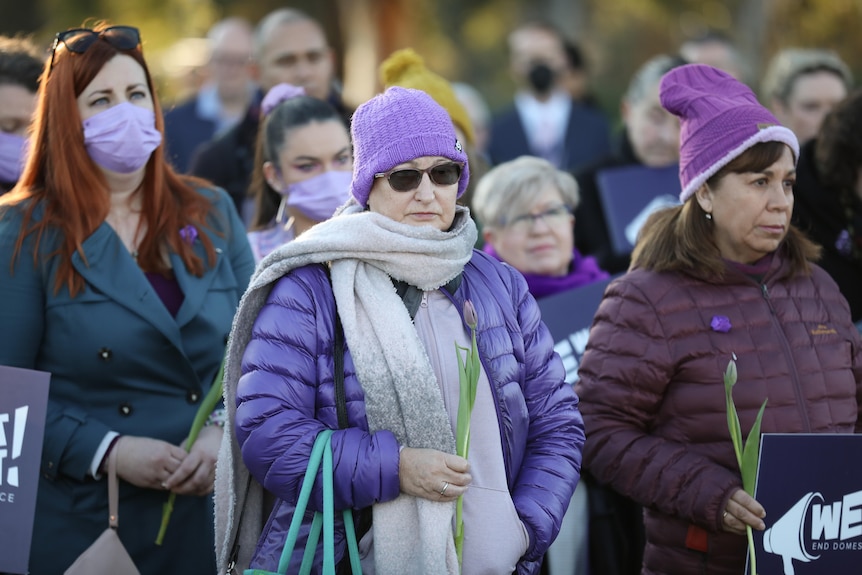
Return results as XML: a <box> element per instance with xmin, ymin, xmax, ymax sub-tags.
<box><xmin>99</xmin><ymin>347</ymin><xmax>112</xmax><ymax>361</ymax></box>
<box><xmin>187</xmin><ymin>390</ymin><xmax>201</xmax><ymax>404</ymax></box>
<box><xmin>119</xmin><ymin>403</ymin><xmax>132</xmax><ymax>416</ymax></box>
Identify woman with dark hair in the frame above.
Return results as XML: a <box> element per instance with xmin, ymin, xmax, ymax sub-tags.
<box><xmin>0</xmin><ymin>23</ymin><xmax>254</xmax><ymax>573</ymax></box>
<box><xmin>576</xmin><ymin>64</ymin><xmax>862</xmax><ymax>575</ymax></box>
<box><xmin>246</xmin><ymin>82</ymin><xmax>352</xmax><ymax>262</ymax></box>
<box><xmin>793</xmin><ymin>88</ymin><xmax>862</xmax><ymax>327</ymax></box>
<box><xmin>0</xmin><ymin>35</ymin><xmax>43</xmax><ymax>193</ymax></box>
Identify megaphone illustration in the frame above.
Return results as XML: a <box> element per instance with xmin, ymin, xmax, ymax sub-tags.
<box><xmin>762</xmin><ymin>492</ymin><xmax>822</xmax><ymax>575</ymax></box>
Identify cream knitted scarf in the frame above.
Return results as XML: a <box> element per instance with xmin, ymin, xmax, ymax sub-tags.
<box><xmin>215</xmin><ymin>201</ymin><xmax>477</xmax><ymax>574</ymax></box>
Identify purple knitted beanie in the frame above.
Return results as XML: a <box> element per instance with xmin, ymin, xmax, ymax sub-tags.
<box><xmin>350</xmin><ymin>86</ymin><xmax>469</xmax><ymax>207</ymax></box>
<box><xmin>660</xmin><ymin>64</ymin><xmax>799</xmax><ymax>203</ymax></box>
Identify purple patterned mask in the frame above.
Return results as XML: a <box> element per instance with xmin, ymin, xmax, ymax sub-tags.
<box><xmin>0</xmin><ymin>132</ymin><xmax>28</xmax><ymax>184</ymax></box>
<box><xmin>82</xmin><ymin>102</ymin><xmax>162</xmax><ymax>173</ymax></box>
<box><xmin>285</xmin><ymin>170</ymin><xmax>352</xmax><ymax>221</ymax></box>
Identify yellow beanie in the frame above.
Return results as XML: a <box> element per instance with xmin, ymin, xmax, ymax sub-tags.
<box><xmin>380</xmin><ymin>48</ymin><xmax>475</xmax><ymax>146</ymax></box>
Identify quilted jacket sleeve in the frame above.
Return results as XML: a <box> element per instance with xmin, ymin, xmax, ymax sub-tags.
<box><xmin>234</xmin><ymin>268</ymin><xmax>401</xmax><ymax>511</ymax></box>
<box><xmin>576</xmin><ymin>275</ymin><xmax>741</xmax><ymax>532</ymax></box>
<box><xmin>503</xmin><ymin>264</ymin><xmax>586</xmax><ymax>561</ymax></box>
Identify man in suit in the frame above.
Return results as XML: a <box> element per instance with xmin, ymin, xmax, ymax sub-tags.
<box><xmin>487</xmin><ymin>21</ymin><xmax>611</xmax><ymax>173</ymax></box>
<box><xmin>163</xmin><ymin>17</ymin><xmax>256</xmax><ymax>173</ymax></box>
<box><xmin>190</xmin><ymin>8</ymin><xmax>349</xmax><ymax>225</ymax></box>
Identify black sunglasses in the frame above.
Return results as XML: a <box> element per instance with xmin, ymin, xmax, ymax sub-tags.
<box><xmin>374</xmin><ymin>162</ymin><xmax>463</xmax><ymax>192</ymax></box>
<box><xmin>50</xmin><ymin>26</ymin><xmax>141</xmax><ymax>70</ymax></box>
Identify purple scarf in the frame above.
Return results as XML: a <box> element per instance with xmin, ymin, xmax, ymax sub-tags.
<box><xmin>483</xmin><ymin>244</ymin><xmax>610</xmax><ymax>299</ymax></box>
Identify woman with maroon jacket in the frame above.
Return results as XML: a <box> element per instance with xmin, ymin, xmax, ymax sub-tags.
<box><xmin>576</xmin><ymin>64</ymin><xmax>862</xmax><ymax>575</ymax></box>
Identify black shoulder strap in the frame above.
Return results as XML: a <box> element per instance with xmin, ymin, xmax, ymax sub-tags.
<box><xmin>326</xmin><ymin>263</ymin><xmax>349</xmax><ymax>430</ymax></box>
<box><xmin>333</xmin><ymin>307</ymin><xmax>348</xmax><ymax>430</ymax></box>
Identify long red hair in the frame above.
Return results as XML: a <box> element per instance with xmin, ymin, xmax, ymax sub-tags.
<box><xmin>0</xmin><ymin>23</ymin><xmax>217</xmax><ymax>296</ymax></box>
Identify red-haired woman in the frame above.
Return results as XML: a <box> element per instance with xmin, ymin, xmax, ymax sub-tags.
<box><xmin>0</xmin><ymin>24</ymin><xmax>254</xmax><ymax>574</ymax></box>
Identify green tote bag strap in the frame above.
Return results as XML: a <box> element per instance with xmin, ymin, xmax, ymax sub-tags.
<box><xmin>245</xmin><ymin>429</ymin><xmax>361</xmax><ymax>575</ymax></box>
<box><xmin>297</xmin><ymin>432</ymin><xmax>362</xmax><ymax>575</ymax></box>
<box><xmin>276</xmin><ymin>429</ymin><xmax>332</xmax><ymax>574</ymax></box>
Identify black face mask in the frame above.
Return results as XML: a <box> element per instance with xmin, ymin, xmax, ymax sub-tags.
<box><xmin>527</xmin><ymin>62</ymin><xmax>555</xmax><ymax>95</ymax></box>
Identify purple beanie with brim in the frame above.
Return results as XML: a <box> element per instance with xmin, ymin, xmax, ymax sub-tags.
<box><xmin>350</xmin><ymin>86</ymin><xmax>470</xmax><ymax>207</ymax></box>
<box><xmin>659</xmin><ymin>64</ymin><xmax>799</xmax><ymax>203</ymax></box>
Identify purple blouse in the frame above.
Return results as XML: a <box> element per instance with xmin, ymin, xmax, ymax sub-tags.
<box><xmin>145</xmin><ymin>271</ymin><xmax>184</xmax><ymax>317</ymax></box>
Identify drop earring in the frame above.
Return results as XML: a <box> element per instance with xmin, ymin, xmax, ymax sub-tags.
<box><xmin>705</xmin><ymin>213</ymin><xmax>713</xmax><ymax>220</ymax></box>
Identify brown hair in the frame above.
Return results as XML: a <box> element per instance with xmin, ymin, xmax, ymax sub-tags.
<box><xmin>815</xmin><ymin>89</ymin><xmax>862</xmax><ymax>191</ymax></box>
<box><xmin>631</xmin><ymin>141</ymin><xmax>820</xmax><ymax>278</ymax></box>
<box><xmin>814</xmin><ymin>89</ymin><xmax>862</xmax><ymax>262</ymax></box>
<box><xmin>248</xmin><ymin>94</ymin><xmax>345</xmax><ymax>231</ymax></box>
<box><xmin>0</xmin><ymin>23</ymin><xmax>218</xmax><ymax>297</ymax></box>
<box><xmin>0</xmin><ymin>35</ymin><xmax>43</xmax><ymax>93</ymax></box>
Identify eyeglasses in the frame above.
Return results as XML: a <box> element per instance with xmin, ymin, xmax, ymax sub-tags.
<box><xmin>374</xmin><ymin>162</ymin><xmax>463</xmax><ymax>192</ymax></box>
<box><xmin>50</xmin><ymin>26</ymin><xmax>141</xmax><ymax>70</ymax></box>
<box><xmin>504</xmin><ymin>205</ymin><xmax>572</xmax><ymax>233</ymax></box>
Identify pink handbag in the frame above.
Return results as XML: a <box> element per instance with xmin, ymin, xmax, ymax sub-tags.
<box><xmin>64</xmin><ymin>448</ymin><xmax>140</xmax><ymax>575</ymax></box>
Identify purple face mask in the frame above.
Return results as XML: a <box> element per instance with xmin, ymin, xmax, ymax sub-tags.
<box><xmin>285</xmin><ymin>170</ymin><xmax>353</xmax><ymax>221</ymax></box>
<box><xmin>0</xmin><ymin>132</ymin><xmax>28</xmax><ymax>184</ymax></box>
<box><xmin>82</xmin><ymin>102</ymin><xmax>162</xmax><ymax>174</ymax></box>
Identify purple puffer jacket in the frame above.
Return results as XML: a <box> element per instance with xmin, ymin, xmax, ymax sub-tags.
<box><xmin>235</xmin><ymin>250</ymin><xmax>584</xmax><ymax>574</ymax></box>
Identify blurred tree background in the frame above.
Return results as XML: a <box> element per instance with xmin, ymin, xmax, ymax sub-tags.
<box><xmin>2</xmin><ymin>0</ymin><xmax>860</xmax><ymax>126</ymax></box>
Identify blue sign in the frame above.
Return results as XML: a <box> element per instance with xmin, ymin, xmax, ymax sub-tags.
<box><xmin>537</xmin><ymin>276</ymin><xmax>616</xmax><ymax>385</ymax></box>
<box><xmin>595</xmin><ymin>163</ymin><xmax>681</xmax><ymax>256</ymax></box>
<box><xmin>0</xmin><ymin>365</ymin><xmax>50</xmax><ymax>575</ymax></box>
<box><xmin>752</xmin><ymin>433</ymin><xmax>862</xmax><ymax>575</ymax></box>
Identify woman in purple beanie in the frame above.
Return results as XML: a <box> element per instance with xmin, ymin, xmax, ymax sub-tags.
<box><xmin>215</xmin><ymin>86</ymin><xmax>585</xmax><ymax>574</ymax></box>
<box><xmin>575</xmin><ymin>63</ymin><xmax>862</xmax><ymax>575</ymax></box>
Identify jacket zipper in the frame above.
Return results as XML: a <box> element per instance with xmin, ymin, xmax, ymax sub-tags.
<box><xmin>760</xmin><ymin>283</ymin><xmax>811</xmax><ymax>432</ymax></box>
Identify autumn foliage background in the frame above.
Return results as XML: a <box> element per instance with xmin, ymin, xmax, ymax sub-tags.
<box><xmin>3</xmin><ymin>0</ymin><xmax>859</xmax><ymax>126</ymax></box>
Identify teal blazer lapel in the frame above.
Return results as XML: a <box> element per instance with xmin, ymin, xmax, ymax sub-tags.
<box><xmin>172</xmin><ymin>232</ymin><xmax>224</xmax><ymax>329</ymax></box>
<box><xmin>71</xmin><ymin>223</ymin><xmax>184</xmax><ymax>350</ymax></box>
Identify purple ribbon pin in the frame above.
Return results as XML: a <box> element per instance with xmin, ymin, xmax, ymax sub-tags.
<box><xmin>711</xmin><ymin>315</ymin><xmax>732</xmax><ymax>333</ymax></box>
<box><xmin>180</xmin><ymin>225</ymin><xmax>198</xmax><ymax>245</ymax></box>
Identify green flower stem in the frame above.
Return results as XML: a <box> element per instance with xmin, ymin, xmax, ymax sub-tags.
<box><xmin>454</xmin><ymin>301</ymin><xmax>479</xmax><ymax>567</ymax></box>
<box><xmin>747</xmin><ymin>524</ymin><xmax>757</xmax><ymax>575</ymax></box>
<box><xmin>723</xmin><ymin>358</ymin><xmax>766</xmax><ymax>575</ymax></box>
<box><xmin>155</xmin><ymin>358</ymin><xmax>225</xmax><ymax>545</ymax></box>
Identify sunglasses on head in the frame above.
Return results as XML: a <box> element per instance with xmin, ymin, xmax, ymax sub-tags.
<box><xmin>374</xmin><ymin>162</ymin><xmax>463</xmax><ymax>192</ymax></box>
<box><xmin>50</xmin><ymin>26</ymin><xmax>141</xmax><ymax>70</ymax></box>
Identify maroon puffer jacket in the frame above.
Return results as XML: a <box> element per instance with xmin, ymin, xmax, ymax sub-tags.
<box><xmin>576</xmin><ymin>250</ymin><xmax>862</xmax><ymax>575</ymax></box>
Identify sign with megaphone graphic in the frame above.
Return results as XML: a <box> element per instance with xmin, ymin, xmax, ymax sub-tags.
<box><xmin>752</xmin><ymin>434</ymin><xmax>862</xmax><ymax>575</ymax></box>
